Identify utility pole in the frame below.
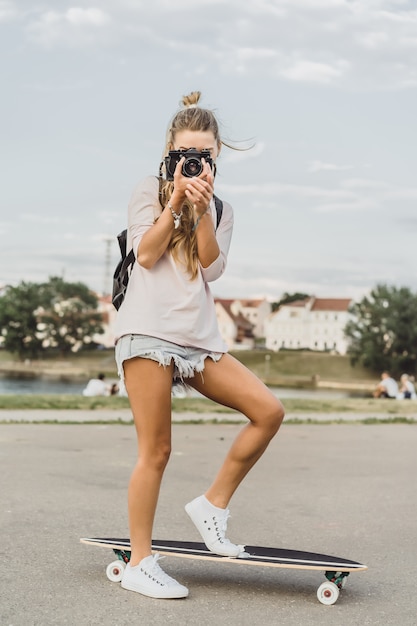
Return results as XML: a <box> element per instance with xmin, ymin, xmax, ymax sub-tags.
<box><xmin>102</xmin><ymin>236</ymin><xmax>113</xmax><ymax>297</ymax></box>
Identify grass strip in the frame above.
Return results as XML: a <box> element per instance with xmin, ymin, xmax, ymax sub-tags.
<box><xmin>0</xmin><ymin>417</ymin><xmax>415</xmax><ymax>426</ymax></box>
<box><xmin>1</xmin><ymin>394</ymin><xmax>417</xmax><ymax>414</ymax></box>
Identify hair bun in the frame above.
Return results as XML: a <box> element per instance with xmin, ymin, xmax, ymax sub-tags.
<box><xmin>182</xmin><ymin>91</ymin><xmax>201</xmax><ymax>108</ymax></box>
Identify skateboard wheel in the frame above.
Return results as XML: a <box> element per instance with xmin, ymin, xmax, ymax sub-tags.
<box><xmin>317</xmin><ymin>581</ymin><xmax>340</xmax><ymax>605</ymax></box>
<box><xmin>106</xmin><ymin>560</ymin><xmax>126</xmax><ymax>583</ymax></box>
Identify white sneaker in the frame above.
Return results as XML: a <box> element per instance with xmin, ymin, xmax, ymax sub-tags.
<box><xmin>185</xmin><ymin>495</ymin><xmax>245</xmax><ymax>558</ymax></box>
<box><xmin>121</xmin><ymin>554</ymin><xmax>188</xmax><ymax>599</ymax></box>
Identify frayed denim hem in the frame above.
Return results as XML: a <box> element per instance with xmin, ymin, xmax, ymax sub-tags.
<box><xmin>115</xmin><ymin>335</ymin><xmax>222</xmax><ymax>394</ymax></box>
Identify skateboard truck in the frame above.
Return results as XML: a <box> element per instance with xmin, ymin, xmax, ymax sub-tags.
<box><xmin>106</xmin><ymin>549</ymin><xmax>131</xmax><ymax>583</ymax></box>
<box><xmin>316</xmin><ymin>571</ymin><xmax>350</xmax><ymax>605</ymax></box>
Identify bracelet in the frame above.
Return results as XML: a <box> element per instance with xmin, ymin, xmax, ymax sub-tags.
<box><xmin>168</xmin><ymin>202</ymin><xmax>182</xmax><ymax>229</ymax></box>
<box><xmin>192</xmin><ymin>209</ymin><xmax>209</xmax><ymax>232</ymax></box>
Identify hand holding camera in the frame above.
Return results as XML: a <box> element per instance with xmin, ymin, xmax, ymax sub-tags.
<box><xmin>164</xmin><ymin>148</ymin><xmax>214</xmax><ymax>181</ymax></box>
<box><xmin>165</xmin><ymin>148</ymin><xmax>215</xmax><ymax>219</ymax></box>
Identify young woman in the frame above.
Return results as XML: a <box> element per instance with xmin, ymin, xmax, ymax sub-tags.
<box><xmin>114</xmin><ymin>91</ymin><xmax>285</xmax><ymax>599</ymax></box>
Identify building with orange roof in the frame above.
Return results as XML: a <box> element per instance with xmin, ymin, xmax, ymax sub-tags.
<box><xmin>264</xmin><ymin>297</ymin><xmax>352</xmax><ymax>354</ymax></box>
<box><xmin>214</xmin><ymin>298</ymin><xmax>271</xmax><ymax>350</ymax></box>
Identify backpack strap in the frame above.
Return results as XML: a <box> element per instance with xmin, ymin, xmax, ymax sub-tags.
<box><xmin>112</xmin><ymin>230</ymin><xmax>135</xmax><ymax>311</ymax></box>
<box><xmin>214</xmin><ymin>195</ymin><xmax>223</xmax><ymax>230</ymax></box>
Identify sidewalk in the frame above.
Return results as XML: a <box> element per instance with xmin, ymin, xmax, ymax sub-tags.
<box><xmin>0</xmin><ymin>408</ymin><xmax>416</xmax><ymax>423</ymax></box>
<box><xmin>1</xmin><ymin>419</ymin><xmax>416</xmax><ymax>625</ymax></box>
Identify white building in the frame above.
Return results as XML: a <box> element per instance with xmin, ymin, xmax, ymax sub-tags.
<box><xmin>234</xmin><ymin>299</ymin><xmax>272</xmax><ymax>338</ymax></box>
<box><xmin>264</xmin><ymin>297</ymin><xmax>352</xmax><ymax>354</ymax></box>
<box><xmin>215</xmin><ymin>299</ymin><xmax>255</xmax><ymax>350</ymax></box>
<box><xmin>214</xmin><ymin>298</ymin><xmax>272</xmax><ymax>349</ymax></box>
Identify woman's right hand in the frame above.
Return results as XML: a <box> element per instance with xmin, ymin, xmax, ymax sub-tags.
<box><xmin>170</xmin><ymin>157</ymin><xmax>188</xmax><ymax>204</ymax></box>
<box><xmin>171</xmin><ymin>158</ymin><xmax>214</xmax><ymax>214</ymax></box>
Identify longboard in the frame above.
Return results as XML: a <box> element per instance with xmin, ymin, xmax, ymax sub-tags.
<box><xmin>80</xmin><ymin>537</ymin><xmax>367</xmax><ymax>605</ymax></box>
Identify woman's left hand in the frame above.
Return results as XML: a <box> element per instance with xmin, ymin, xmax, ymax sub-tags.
<box><xmin>184</xmin><ymin>160</ymin><xmax>214</xmax><ymax>216</ymax></box>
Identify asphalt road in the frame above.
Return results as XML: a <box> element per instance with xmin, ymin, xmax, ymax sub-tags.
<box><xmin>1</xmin><ymin>417</ymin><xmax>416</xmax><ymax>625</ymax></box>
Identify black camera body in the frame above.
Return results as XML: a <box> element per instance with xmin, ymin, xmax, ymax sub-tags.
<box><xmin>164</xmin><ymin>148</ymin><xmax>213</xmax><ymax>181</ymax></box>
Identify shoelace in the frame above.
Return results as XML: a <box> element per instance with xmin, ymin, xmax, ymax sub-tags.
<box><xmin>144</xmin><ymin>554</ymin><xmax>176</xmax><ymax>586</ymax></box>
<box><xmin>213</xmin><ymin>510</ymin><xmax>246</xmax><ymax>554</ymax></box>
<box><xmin>216</xmin><ymin>510</ymin><xmax>231</xmax><ymax>543</ymax></box>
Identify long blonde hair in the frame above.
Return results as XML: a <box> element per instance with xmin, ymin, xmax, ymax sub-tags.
<box><xmin>159</xmin><ymin>91</ymin><xmax>222</xmax><ymax>279</ymax></box>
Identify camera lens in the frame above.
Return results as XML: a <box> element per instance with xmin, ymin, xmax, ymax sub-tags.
<box><xmin>183</xmin><ymin>157</ymin><xmax>203</xmax><ymax>178</ymax></box>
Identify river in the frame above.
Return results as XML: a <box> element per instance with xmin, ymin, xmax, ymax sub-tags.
<box><xmin>0</xmin><ymin>377</ymin><xmax>357</xmax><ymax>398</ymax></box>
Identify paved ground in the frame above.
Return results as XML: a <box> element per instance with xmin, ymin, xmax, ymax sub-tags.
<box><xmin>1</xmin><ymin>414</ymin><xmax>416</xmax><ymax>625</ymax></box>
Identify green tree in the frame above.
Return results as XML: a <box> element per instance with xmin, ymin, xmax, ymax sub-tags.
<box><xmin>272</xmin><ymin>292</ymin><xmax>310</xmax><ymax>312</ymax></box>
<box><xmin>37</xmin><ymin>276</ymin><xmax>104</xmax><ymax>355</ymax></box>
<box><xmin>345</xmin><ymin>284</ymin><xmax>417</xmax><ymax>377</ymax></box>
<box><xmin>0</xmin><ymin>277</ymin><xmax>104</xmax><ymax>358</ymax></box>
<box><xmin>0</xmin><ymin>282</ymin><xmax>47</xmax><ymax>359</ymax></box>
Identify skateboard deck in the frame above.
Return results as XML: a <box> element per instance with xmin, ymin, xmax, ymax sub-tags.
<box><xmin>80</xmin><ymin>537</ymin><xmax>367</xmax><ymax>605</ymax></box>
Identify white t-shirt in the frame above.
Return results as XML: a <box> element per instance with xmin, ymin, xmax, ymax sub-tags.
<box><xmin>82</xmin><ymin>379</ymin><xmax>108</xmax><ymax>397</ymax></box>
<box><xmin>403</xmin><ymin>380</ymin><xmax>416</xmax><ymax>399</ymax></box>
<box><xmin>382</xmin><ymin>377</ymin><xmax>398</xmax><ymax>398</ymax></box>
<box><xmin>113</xmin><ymin>176</ymin><xmax>233</xmax><ymax>352</ymax></box>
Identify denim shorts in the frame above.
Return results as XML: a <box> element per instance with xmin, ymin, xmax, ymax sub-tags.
<box><xmin>115</xmin><ymin>334</ymin><xmax>223</xmax><ymax>389</ymax></box>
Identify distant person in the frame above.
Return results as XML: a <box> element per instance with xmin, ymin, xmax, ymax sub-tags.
<box><xmin>373</xmin><ymin>371</ymin><xmax>398</xmax><ymax>399</ymax></box>
<box><xmin>112</xmin><ymin>90</ymin><xmax>285</xmax><ymax>599</ymax></box>
<box><xmin>82</xmin><ymin>373</ymin><xmax>109</xmax><ymax>397</ymax></box>
<box><xmin>397</xmin><ymin>374</ymin><xmax>416</xmax><ymax>400</ymax></box>
<box><xmin>110</xmin><ymin>382</ymin><xmax>120</xmax><ymax>396</ymax></box>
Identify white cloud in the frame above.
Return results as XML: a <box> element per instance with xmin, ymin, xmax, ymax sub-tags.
<box><xmin>217</xmin><ymin>181</ymin><xmax>355</xmax><ymax>202</ymax></box>
<box><xmin>218</xmin><ymin>171</ymin><xmax>417</xmax><ymax>215</ymax></box>
<box><xmin>21</xmin><ymin>79</ymin><xmax>91</xmax><ymax>92</ymax></box>
<box><xmin>234</xmin><ymin>47</ymin><xmax>278</xmax><ymax>62</ymax></box>
<box><xmin>26</xmin><ymin>7</ymin><xmax>111</xmax><ymax>47</ymax></box>
<box><xmin>308</xmin><ymin>161</ymin><xmax>355</xmax><ymax>173</ymax></box>
<box><xmin>313</xmin><ymin>197</ymin><xmax>378</xmax><ymax>213</ymax></box>
<box><xmin>0</xmin><ymin>0</ymin><xmax>18</xmax><ymax>22</ymax></box>
<box><xmin>357</xmin><ymin>30</ymin><xmax>389</xmax><ymax>49</ymax></box>
<box><xmin>66</xmin><ymin>7</ymin><xmax>110</xmax><ymax>26</ymax></box>
<box><xmin>340</xmin><ymin>178</ymin><xmax>391</xmax><ymax>190</ymax></box>
<box><xmin>340</xmin><ymin>178</ymin><xmax>417</xmax><ymax>199</ymax></box>
<box><xmin>280</xmin><ymin>60</ymin><xmax>349</xmax><ymax>84</ymax></box>
<box><xmin>20</xmin><ymin>213</ymin><xmax>74</xmax><ymax>225</ymax></box>
<box><xmin>389</xmin><ymin>187</ymin><xmax>417</xmax><ymax>200</ymax></box>
<box><xmin>18</xmin><ymin>1</ymin><xmax>417</xmax><ymax>89</ymax></box>
<box><xmin>278</xmin><ymin>0</ymin><xmax>346</xmax><ymax>7</ymax></box>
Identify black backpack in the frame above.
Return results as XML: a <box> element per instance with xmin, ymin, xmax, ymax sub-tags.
<box><xmin>112</xmin><ymin>195</ymin><xmax>224</xmax><ymax>311</ymax></box>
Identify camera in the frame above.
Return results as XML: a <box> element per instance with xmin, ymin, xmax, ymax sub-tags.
<box><xmin>164</xmin><ymin>148</ymin><xmax>213</xmax><ymax>181</ymax></box>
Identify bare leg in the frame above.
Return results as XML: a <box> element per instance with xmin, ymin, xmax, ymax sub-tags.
<box><xmin>186</xmin><ymin>353</ymin><xmax>285</xmax><ymax>508</ymax></box>
<box><xmin>123</xmin><ymin>357</ymin><xmax>174</xmax><ymax>566</ymax></box>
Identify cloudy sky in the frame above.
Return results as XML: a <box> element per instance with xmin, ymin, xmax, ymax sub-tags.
<box><xmin>1</xmin><ymin>0</ymin><xmax>416</xmax><ymax>303</ymax></box>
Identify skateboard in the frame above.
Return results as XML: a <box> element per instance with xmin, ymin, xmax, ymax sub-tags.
<box><xmin>80</xmin><ymin>537</ymin><xmax>367</xmax><ymax>605</ymax></box>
